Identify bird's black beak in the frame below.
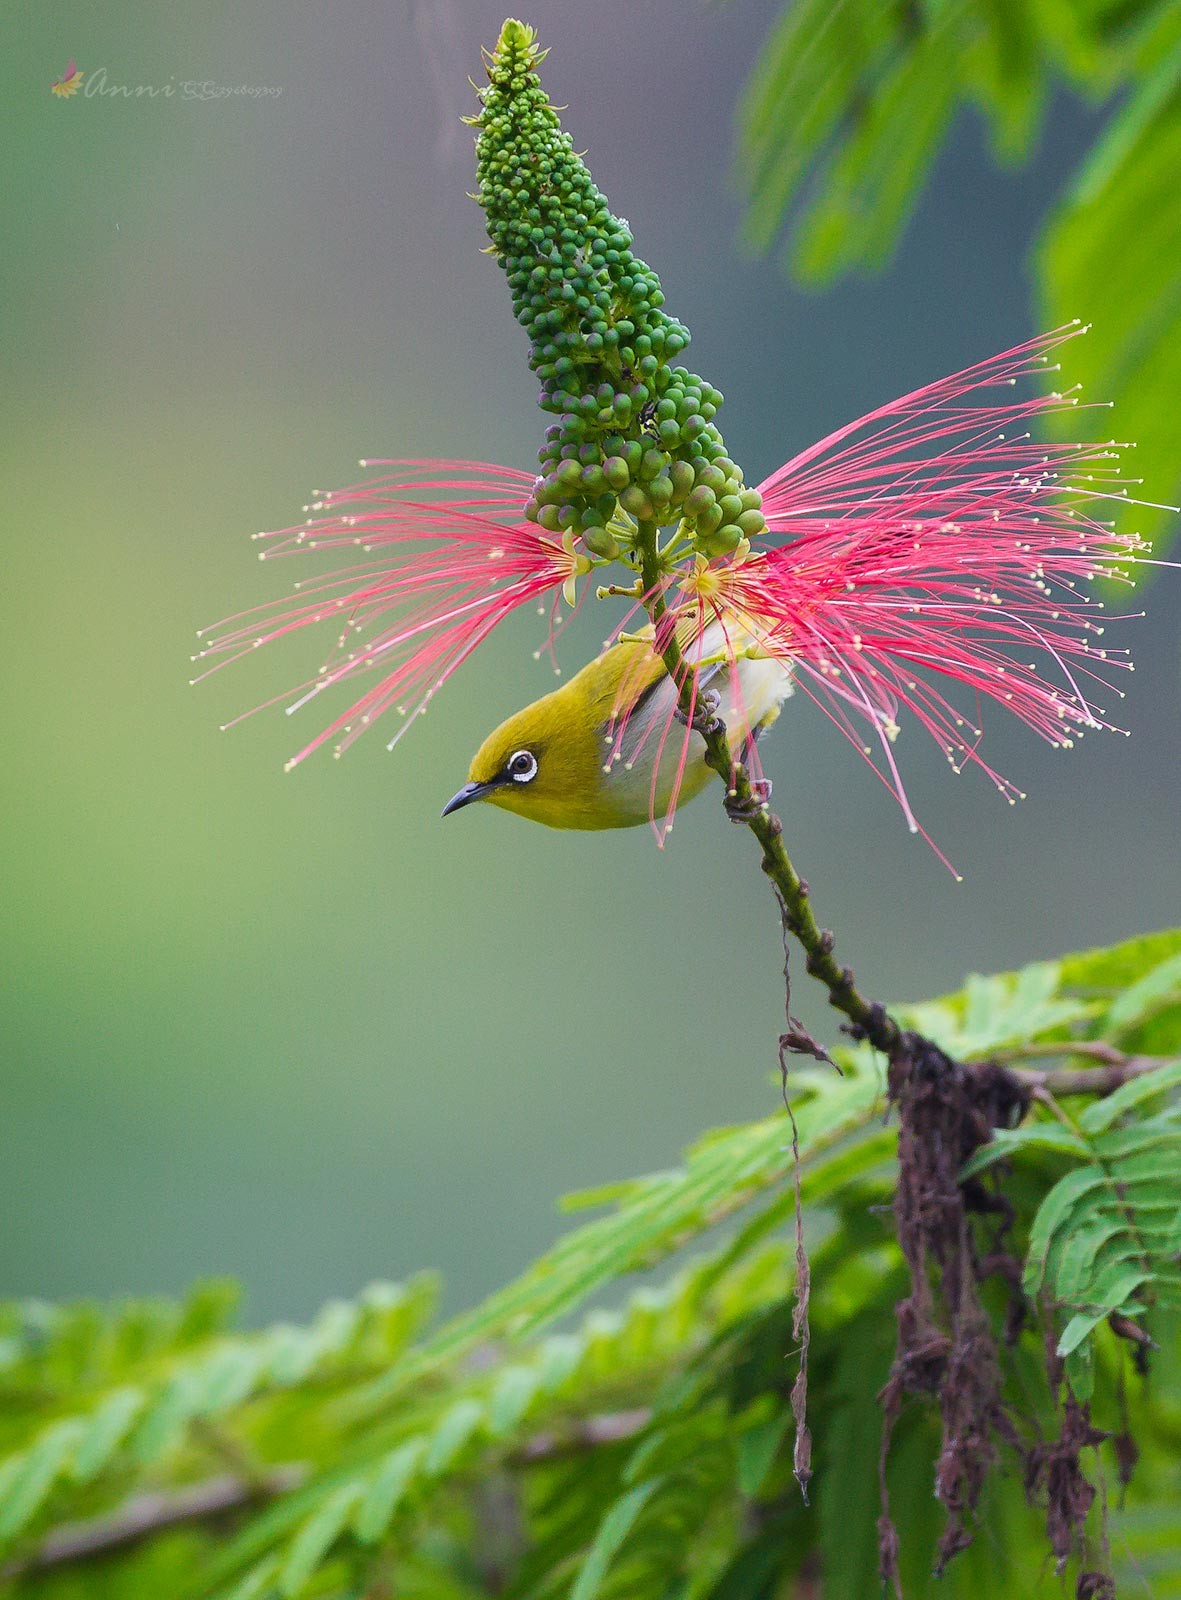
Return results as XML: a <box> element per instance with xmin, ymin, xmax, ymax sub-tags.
<box><xmin>441</xmin><ymin>779</ymin><xmax>495</xmax><ymax>817</ymax></box>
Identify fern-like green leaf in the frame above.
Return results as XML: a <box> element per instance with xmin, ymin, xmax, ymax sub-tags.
<box><xmin>351</xmin><ymin>1440</ymin><xmax>423</xmax><ymax>1545</ymax></box>
<box><xmin>278</xmin><ymin>1483</ymin><xmax>363</xmax><ymax>1598</ymax></box>
<box><xmin>569</xmin><ymin>1478</ymin><xmax>664</xmax><ymax>1600</ymax></box>
<box><xmin>1105</xmin><ymin>952</ymin><xmax>1181</xmax><ymax>1037</ymax></box>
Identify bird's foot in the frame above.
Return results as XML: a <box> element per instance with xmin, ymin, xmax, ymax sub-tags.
<box><xmin>674</xmin><ymin>688</ymin><xmax>723</xmax><ymax>739</ymax></box>
<box><xmin>724</xmin><ymin>778</ymin><xmax>772</xmax><ymax>823</ymax></box>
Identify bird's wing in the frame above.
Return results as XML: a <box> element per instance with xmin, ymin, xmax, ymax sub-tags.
<box><xmin>578</xmin><ymin>638</ymin><xmax>669</xmax><ymax>726</ymax></box>
<box><xmin>595</xmin><ymin>621</ymin><xmax>790</xmax><ymax>768</ymax></box>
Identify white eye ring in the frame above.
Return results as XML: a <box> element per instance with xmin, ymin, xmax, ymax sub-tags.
<box><xmin>508</xmin><ymin>749</ymin><xmax>538</xmax><ymax>783</ymax></box>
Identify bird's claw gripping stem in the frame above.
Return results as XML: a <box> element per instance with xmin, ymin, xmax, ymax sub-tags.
<box><xmin>674</xmin><ymin>687</ymin><xmax>724</xmax><ymax>740</ymax></box>
<box><xmin>724</xmin><ymin>778</ymin><xmax>773</xmax><ymax>823</ymax></box>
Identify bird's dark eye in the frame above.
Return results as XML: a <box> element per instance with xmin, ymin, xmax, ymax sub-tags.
<box><xmin>508</xmin><ymin>749</ymin><xmax>538</xmax><ymax>783</ymax></box>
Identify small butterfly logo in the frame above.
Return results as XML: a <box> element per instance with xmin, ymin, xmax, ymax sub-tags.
<box><xmin>51</xmin><ymin>60</ymin><xmax>84</xmax><ymax>98</ymax></box>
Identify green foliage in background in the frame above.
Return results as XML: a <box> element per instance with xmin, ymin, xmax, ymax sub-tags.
<box><xmin>2</xmin><ymin>929</ymin><xmax>1179</xmax><ymax>1598</ymax></box>
<box><xmin>738</xmin><ymin>0</ymin><xmax>1181</xmax><ymax>543</ymax></box>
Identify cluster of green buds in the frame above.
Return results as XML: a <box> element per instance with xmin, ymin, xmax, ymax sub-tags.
<box><xmin>470</xmin><ymin>19</ymin><xmax>768</xmax><ymax>563</ymax></box>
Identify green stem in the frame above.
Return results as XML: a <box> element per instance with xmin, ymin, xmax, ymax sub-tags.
<box><xmin>634</xmin><ymin>521</ymin><xmax>900</xmax><ymax>1058</ymax></box>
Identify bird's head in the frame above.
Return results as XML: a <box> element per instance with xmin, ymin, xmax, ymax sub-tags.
<box><xmin>442</xmin><ymin>679</ymin><xmax>611</xmax><ymax>830</ymax></box>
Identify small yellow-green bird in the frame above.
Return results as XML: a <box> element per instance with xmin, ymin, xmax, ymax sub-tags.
<box><xmin>442</xmin><ymin>621</ymin><xmax>792</xmax><ymax>830</ymax></box>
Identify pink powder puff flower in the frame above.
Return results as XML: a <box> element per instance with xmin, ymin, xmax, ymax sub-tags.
<box><xmin>664</xmin><ymin>325</ymin><xmax>1169</xmax><ymax>870</ymax></box>
<box><xmin>194</xmin><ymin>460</ymin><xmax>590</xmax><ymax>769</ymax></box>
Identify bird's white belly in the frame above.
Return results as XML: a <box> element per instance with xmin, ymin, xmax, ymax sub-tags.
<box><xmin>721</xmin><ymin>650</ymin><xmax>794</xmax><ymax>733</ymax></box>
<box><xmin>605</xmin><ymin>647</ymin><xmax>793</xmax><ymax>825</ymax></box>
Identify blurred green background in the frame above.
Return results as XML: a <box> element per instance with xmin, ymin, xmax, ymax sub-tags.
<box><xmin>3</xmin><ymin>1</ymin><xmax>1178</xmax><ymax>1323</ymax></box>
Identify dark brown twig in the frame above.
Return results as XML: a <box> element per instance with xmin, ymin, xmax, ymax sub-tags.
<box><xmin>1000</xmin><ymin>1052</ymin><xmax>1171</xmax><ymax>1099</ymax></box>
<box><xmin>512</xmin><ymin>1406</ymin><xmax>652</xmax><ymax>1464</ymax></box>
<box><xmin>2</xmin><ymin>1467</ymin><xmax>307</xmax><ymax>1579</ymax></box>
<box><xmin>4</xmin><ymin>1408</ymin><xmax>658</xmax><ymax>1581</ymax></box>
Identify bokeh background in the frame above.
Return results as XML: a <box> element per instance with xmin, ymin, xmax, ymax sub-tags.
<box><xmin>4</xmin><ymin>1</ymin><xmax>1178</xmax><ymax>1324</ymax></box>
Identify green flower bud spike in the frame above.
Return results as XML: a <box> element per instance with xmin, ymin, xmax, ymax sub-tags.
<box><xmin>470</xmin><ymin>19</ymin><xmax>768</xmax><ymax>552</ymax></box>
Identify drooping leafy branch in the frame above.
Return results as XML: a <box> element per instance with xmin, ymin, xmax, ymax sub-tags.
<box><xmin>2</xmin><ymin>930</ymin><xmax>1179</xmax><ymax>1599</ymax></box>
